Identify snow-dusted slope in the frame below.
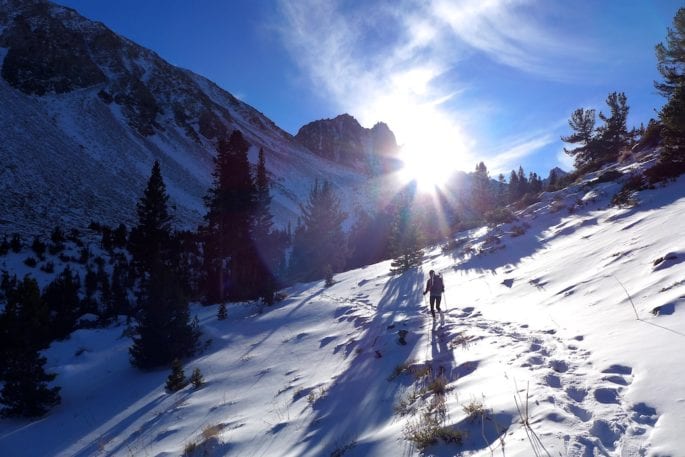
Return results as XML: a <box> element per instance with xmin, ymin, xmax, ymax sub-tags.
<box><xmin>0</xmin><ymin>0</ymin><xmax>373</xmax><ymax>235</ymax></box>
<box><xmin>1</xmin><ymin>158</ymin><xmax>683</xmax><ymax>456</ymax></box>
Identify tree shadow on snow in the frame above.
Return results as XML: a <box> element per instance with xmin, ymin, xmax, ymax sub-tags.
<box><xmin>288</xmin><ymin>268</ymin><xmax>427</xmax><ymax>456</ymax></box>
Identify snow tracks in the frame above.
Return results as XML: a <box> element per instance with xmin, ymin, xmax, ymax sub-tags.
<box><xmin>428</xmin><ymin>305</ymin><xmax>659</xmax><ymax>456</ymax></box>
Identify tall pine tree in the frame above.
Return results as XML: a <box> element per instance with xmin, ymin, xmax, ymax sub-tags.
<box><xmin>289</xmin><ymin>180</ymin><xmax>348</xmax><ymax>282</ymax></box>
<box><xmin>203</xmin><ymin>130</ymin><xmax>258</xmax><ymax>302</ymax></box>
<box><xmin>388</xmin><ymin>186</ymin><xmax>423</xmax><ymax>273</ymax></box>
<box><xmin>596</xmin><ymin>92</ymin><xmax>630</xmax><ymax>164</ymax></box>
<box><xmin>561</xmin><ymin>108</ymin><xmax>597</xmax><ymax>169</ymax></box>
<box><xmin>471</xmin><ymin>162</ymin><xmax>494</xmax><ymax>216</ymax></box>
<box><xmin>129</xmin><ymin>161</ymin><xmax>199</xmax><ymax>369</ymax></box>
<box><xmin>251</xmin><ymin>148</ymin><xmax>281</xmax><ymax>304</ymax></box>
<box><xmin>129</xmin><ymin>160</ymin><xmax>173</xmax><ymax>275</ymax></box>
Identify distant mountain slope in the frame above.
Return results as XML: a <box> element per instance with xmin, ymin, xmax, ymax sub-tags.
<box><xmin>0</xmin><ymin>0</ymin><xmax>371</xmax><ymax>235</ymax></box>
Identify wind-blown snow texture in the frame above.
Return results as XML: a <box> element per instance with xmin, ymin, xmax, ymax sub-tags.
<box><xmin>1</xmin><ymin>158</ymin><xmax>683</xmax><ymax>456</ymax></box>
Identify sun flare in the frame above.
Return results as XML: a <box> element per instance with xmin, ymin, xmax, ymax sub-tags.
<box><xmin>397</xmin><ymin>133</ymin><xmax>466</xmax><ymax>193</ymax></box>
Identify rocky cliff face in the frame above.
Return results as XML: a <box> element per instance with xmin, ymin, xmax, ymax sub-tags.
<box><xmin>295</xmin><ymin>114</ymin><xmax>400</xmax><ymax>175</ymax></box>
<box><xmin>0</xmin><ymin>0</ymin><xmax>373</xmax><ymax>235</ymax></box>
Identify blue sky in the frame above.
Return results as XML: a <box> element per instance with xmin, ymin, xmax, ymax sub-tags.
<box><xmin>56</xmin><ymin>0</ymin><xmax>681</xmax><ymax>177</ymax></box>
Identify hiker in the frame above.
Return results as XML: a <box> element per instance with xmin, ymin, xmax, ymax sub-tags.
<box><xmin>423</xmin><ymin>270</ymin><xmax>444</xmax><ymax>318</ymax></box>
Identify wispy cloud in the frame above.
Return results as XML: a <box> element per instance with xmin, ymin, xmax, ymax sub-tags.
<box><xmin>487</xmin><ymin>132</ymin><xmax>557</xmax><ymax>175</ymax></box>
<box><xmin>275</xmin><ymin>0</ymin><xmax>595</xmax><ymax>172</ymax></box>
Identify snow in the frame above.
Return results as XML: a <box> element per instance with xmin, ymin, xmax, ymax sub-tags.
<box><xmin>1</xmin><ymin>171</ymin><xmax>685</xmax><ymax>456</ymax></box>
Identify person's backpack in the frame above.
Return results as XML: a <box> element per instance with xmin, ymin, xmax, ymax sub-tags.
<box><xmin>431</xmin><ymin>274</ymin><xmax>444</xmax><ymax>294</ymax></box>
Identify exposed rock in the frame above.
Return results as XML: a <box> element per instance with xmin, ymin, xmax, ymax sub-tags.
<box><xmin>295</xmin><ymin>114</ymin><xmax>400</xmax><ymax>175</ymax></box>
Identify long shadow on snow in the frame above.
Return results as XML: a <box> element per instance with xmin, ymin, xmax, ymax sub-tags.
<box><xmin>289</xmin><ymin>268</ymin><xmax>426</xmax><ymax>457</ymax></box>
<box><xmin>198</xmin><ymin>284</ymin><xmax>326</xmax><ymax>361</ymax></box>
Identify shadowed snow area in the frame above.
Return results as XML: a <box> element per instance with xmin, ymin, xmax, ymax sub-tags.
<box><xmin>1</xmin><ymin>167</ymin><xmax>684</xmax><ymax>456</ymax></box>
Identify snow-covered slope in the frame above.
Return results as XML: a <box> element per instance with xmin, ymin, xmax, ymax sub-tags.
<box><xmin>0</xmin><ymin>0</ymin><xmax>375</xmax><ymax>235</ymax></box>
<box><xmin>1</xmin><ymin>157</ymin><xmax>683</xmax><ymax>456</ymax></box>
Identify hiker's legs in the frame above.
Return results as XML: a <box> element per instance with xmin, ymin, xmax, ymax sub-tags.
<box><xmin>435</xmin><ymin>295</ymin><xmax>442</xmax><ymax>312</ymax></box>
<box><xmin>429</xmin><ymin>296</ymin><xmax>436</xmax><ymax>316</ymax></box>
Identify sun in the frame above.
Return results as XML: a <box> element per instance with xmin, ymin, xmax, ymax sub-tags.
<box><xmin>397</xmin><ymin>138</ymin><xmax>462</xmax><ymax>193</ymax></box>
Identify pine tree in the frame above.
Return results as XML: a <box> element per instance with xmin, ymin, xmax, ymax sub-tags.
<box><xmin>0</xmin><ymin>276</ymin><xmax>61</xmax><ymax>417</ymax></box>
<box><xmin>251</xmin><ymin>148</ymin><xmax>281</xmax><ymax>304</ymax></box>
<box><xmin>129</xmin><ymin>162</ymin><xmax>199</xmax><ymax>369</ymax></box>
<box><xmin>106</xmin><ymin>263</ymin><xmax>130</xmax><ymax>319</ymax></box>
<box><xmin>0</xmin><ymin>347</ymin><xmax>60</xmax><ymax>417</ymax></box>
<box><xmin>389</xmin><ymin>186</ymin><xmax>423</xmax><ymax>273</ymax></box>
<box><xmin>596</xmin><ymin>92</ymin><xmax>630</xmax><ymax>163</ymax></box>
<box><xmin>165</xmin><ymin>358</ymin><xmax>187</xmax><ymax>392</ymax></box>
<box><xmin>9</xmin><ymin>276</ymin><xmax>51</xmax><ymax>349</ymax></box>
<box><xmin>130</xmin><ymin>261</ymin><xmax>199</xmax><ymax>369</ymax></box>
<box><xmin>217</xmin><ymin>302</ymin><xmax>227</xmax><ymax>320</ymax></box>
<box><xmin>471</xmin><ymin>162</ymin><xmax>494</xmax><ymax>215</ymax></box>
<box><xmin>547</xmin><ymin>169</ymin><xmax>558</xmax><ymax>190</ymax></box>
<box><xmin>0</xmin><ymin>236</ymin><xmax>9</xmax><ymax>255</ymax></box>
<box><xmin>655</xmin><ymin>7</ymin><xmax>685</xmax><ymax>172</ymax></box>
<box><xmin>42</xmin><ymin>266</ymin><xmax>80</xmax><ymax>340</ymax></box>
<box><xmin>561</xmin><ymin>108</ymin><xmax>597</xmax><ymax>168</ymax></box>
<box><xmin>190</xmin><ymin>367</ymin><xmax>205</xmax><ymax>389</ymax></box>
<box><xmin>508</xmin><ymin>170</ymin><xmax>520</xmax><ymax>203</ymax></box>
<box><xmin>289</xmin><ymin>181</ymin><xmax>348</xmax><ymax>281</ymax></box>
<box><xmin>129</xmin><ymin>160</ymin><xmax>173</xmax><ymax>275</ymax></box>
<box><xmin>203</xmin><ymin>130</ymin><xmax>257</xmax><ymax>302</ymax></box>
<box><xmin>31</xmin><ymin>236</ymin><xmax>46</xmax><ymax>259</ymax></box>
<box><xmin>10</xmin><ymin>233</ymin><xmax>21</xmax><ymax>253</ymax></box>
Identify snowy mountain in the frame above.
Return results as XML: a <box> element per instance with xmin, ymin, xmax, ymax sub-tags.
<box><xmin>1</xmin><ymin>150</ymin><xmax>683</xmax><ymax>456</ymax></box>
<box><xmin>295</xmin><ymin>114</ymin><xmax>400</xmax><ymax>175</ymax></box>
<box><xmin>0</xmin><ymin>0</ymin><xmax>380</xmax><ymax>235</ymax></box>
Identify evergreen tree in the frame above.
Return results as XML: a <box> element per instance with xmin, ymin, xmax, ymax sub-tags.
<box><xmin>0</xmin><ymin>236</ymin><xmax>9</xmax><ymax>256</ymax></box>
<box><xmin>508</xmin><ymin>170</ymin><xmax>520</xmax><ymax>203</ymax></box>
<box><xmin>561</xmin><ymin>108</ymin><xmax>597</xmax><ymax>168</ymax></box>
<box><xmin>471</xmin><ymin>162</ymin><xmax>494</xmax><ymax>215</ymax></box>
<box><xmin>655</xmin><ymin>7</ymin><xmax>685</xmax><ymax>172</ymax></box>
<box><xmin>112</xmin><ymin>223</ymin><xmax>128</xmax><ymax>248</ymax></box>
<box><xmin>129</xmin><ymin>161</ymin><xmax>173</xmax><ymax>275</ymax></box>
<box><xmin>129</xmin><ymin>162</ymin><xmax>199</xmax><ymax>369</ymax></box>
<box><xmin>289</xmin><ymin>180</ymin><xmax>348</xmax><ymax>282</ymax></box>
<box><xmin>107</xmin><ymin>263</ymin><xmax>130</xmax><ymax>319</ymax></box>
<box><xmin>43</xmin><ymin>266</ymin><xmax>80</xmax><ymax>340</ymax></box>
<box><xmin>547</xmin><ymin>169</ymin><xmax>559</xmax><ymax>190</ymax></box>
<box><xmin>596</xmin><ymin>92</ymin><xmax>630</xmax><ymax>163</ymax></box>
<box><xmin>203</xmin><ymin>130</ymin><xmax>257</xmax><ymax>302</ymax></box>
<box><xmin>190</xmin><ymin>367</ymin><xmax>205</xmax><ymax>389</ymax></box>
<box><xmin>0</xmin><ymin>346</ymin><xmax>60</xmax><ymax>417</ymax></box>
<box><xmin>0</xmin><ymin>276</ymin><xmax>61</xmax><ymax>417</ymax></box>
<box><xmin>528</xmin><ymin>172</ymin><xmax>543</xmax><ymax>195</ymax></box>
<box><xmin>130</xmin><ymin>260</ymin><xmax>200</xmax><ymax>369</ymax></box>
<box><xmin>10</xmin><ymin>233</ymin><xmax>21</xmax><ymax>253</ymax></box>
<box><xmin>516</xmin><ymin>167</ymin><xmax>529</xmax><ymax>200</ymax></box>
<box><xmin>251</xmin><ymin>148</ymin><xmax>281</xmax><ymax>304</ymax></box>
<box><xmin>165</xmin><ymin>358</ymin><xmax>187</xmax><ymax>392</ymax></box>
<box><xmin>389</xmin><ymin>186</ymin><xmax>423</xmax><ymax>273</ymax></box>
<box><xmin>7</xmin><ymin>276</ymin><xmax>51</xmax><ymax>349</ymax></box>
<box><xmin>31</xmin><ymin>236</ymin><xmax>46</xmax><ymax>259</ymax></box>
<box><xmin>217</xmin><ymin>302</ymin><xmax>227</xmax><ymax>320</ymax></box>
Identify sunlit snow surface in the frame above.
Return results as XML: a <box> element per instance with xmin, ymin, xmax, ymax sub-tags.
<box><xmin>1</xmin><ymin>168</ymin><xmax>684</xmax><ymax>456</ymax></box>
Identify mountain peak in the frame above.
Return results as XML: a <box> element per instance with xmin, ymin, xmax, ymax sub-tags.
<box><xmin>295</xmin><ymin>114</ymin><xmax>399</xmax><ymax>175</ymax></box>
